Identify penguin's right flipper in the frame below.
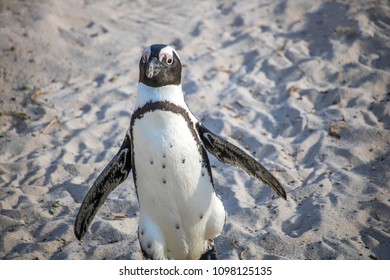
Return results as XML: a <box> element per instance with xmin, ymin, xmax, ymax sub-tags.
<box><xmin>74</xmin><ymin>130</ymin><xmax>132</xmax><ymax>240</ymax></box>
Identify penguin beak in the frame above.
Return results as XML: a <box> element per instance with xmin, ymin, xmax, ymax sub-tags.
<box><xmin>146</xmin><ymin>57</ymin><xmax>162</xmax><ymax>79</ymax></box>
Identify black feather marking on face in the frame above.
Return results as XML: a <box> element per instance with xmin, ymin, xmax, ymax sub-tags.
<box><xmin>139</xmin><ymin>44</ymin><xmax>182</xmax><ymax>87</ymax></box>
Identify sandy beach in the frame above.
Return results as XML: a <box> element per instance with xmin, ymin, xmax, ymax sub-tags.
<box><xmin>1</xmin><ymin>0</ymin><xmax>389</xmax><ymax>260</ymax></box>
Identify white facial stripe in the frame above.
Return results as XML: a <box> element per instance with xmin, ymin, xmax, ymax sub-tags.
<box><xmin>142</xmin><ymin>46</ymin><xmax>151</xmax><ymax>62</ymax></box>
<box><xmin>159</xmin><ymin>46</ymin><xmax>180</xmax><ymax>62</ymax></box>
<box><xmin>142</xmin><ymin>45</ymin><xmax>181</xmax><ymax>64</ymax></box>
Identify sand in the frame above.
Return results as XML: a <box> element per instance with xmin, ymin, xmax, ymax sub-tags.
<box><xmin>0</xmin><ymin>0</ymin><xmax>389</xmax><ymax>260</ymax></box>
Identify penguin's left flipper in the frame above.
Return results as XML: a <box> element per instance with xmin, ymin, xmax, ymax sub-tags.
<box><xmin>197</xmin><ymin>123</ymin><xmax>287</xmax><ymax>200</ymax></box>
<box><xmin>74</xmin><ymin>130</ymin><xmax>133</xmax><ymax>240</ymax></box>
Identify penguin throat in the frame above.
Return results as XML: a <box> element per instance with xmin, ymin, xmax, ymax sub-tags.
<box><xmin>136</xmin><ymin>83</ymin><xmax>186</xmax><ymax>109</ymax></box>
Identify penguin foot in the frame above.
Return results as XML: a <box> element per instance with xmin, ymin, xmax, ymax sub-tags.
<box><xmin>199</xmin><ymin>244</ymin><xmax>217</xmax><ymax>260</ymax></box>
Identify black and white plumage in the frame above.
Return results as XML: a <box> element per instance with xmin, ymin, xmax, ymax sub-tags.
<box><xmin>74</xmin><ymin>44</ymin><xmax>286</xmax><ymax>260</ymax></box>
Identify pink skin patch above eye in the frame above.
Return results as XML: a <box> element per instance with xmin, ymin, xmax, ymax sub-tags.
<box><xmin>159</xmin><ymin>49</ymin><xmax>173</xmax><ymax>63</ymax></box>
<box><xmin>160</xmin><ymin>53</ymin><xmax>173</xmax><ymax>63</ymax></box>
<box><xmin>142</xmin><ymin>45</ymin><xmax>180</xmax><ymax>64</ymax></box>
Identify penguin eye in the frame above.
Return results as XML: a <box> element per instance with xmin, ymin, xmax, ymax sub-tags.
<box><xmin>166</xmin><ymin>57</ymin><xmax>173</xmax><ymax>65</ymax></box>
<box><xmin>160</xmin><ymin>52</ymin><xmax>173</xmax><ymax>66</ymax></box>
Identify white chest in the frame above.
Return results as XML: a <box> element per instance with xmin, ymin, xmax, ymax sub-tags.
<box><xmin>132</xmin><ymin>109</ymin><xmax>211</xmax><ymax>213</ymax></box>
<box><xmin>131</xmin><ymin>109</ymin><xmax>225</xmax><ymax>259</ymax></box>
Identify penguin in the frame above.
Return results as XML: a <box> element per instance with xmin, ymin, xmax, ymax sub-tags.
<box><xmin>74</xmin><ymin>44</ymin><xmax>287</xmax><ymax>260</ymax></box>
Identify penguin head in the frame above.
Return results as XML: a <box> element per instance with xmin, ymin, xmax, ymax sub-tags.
<box><xmin>139</xmin><ymin>44</ymin><xmax>182</xmax><ymax>87</ymax></box>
